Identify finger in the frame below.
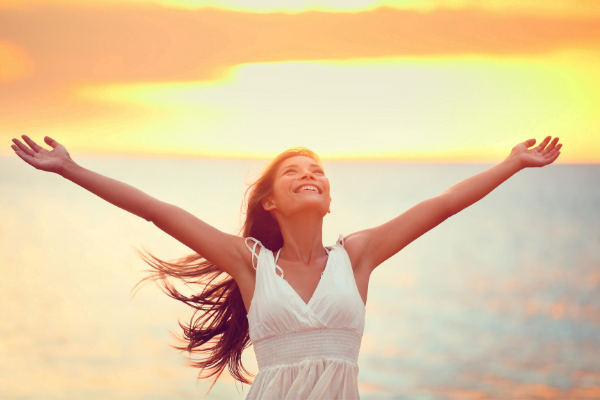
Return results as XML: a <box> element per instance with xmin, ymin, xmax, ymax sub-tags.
<box><xmin>21</xmin><ymin>135</ymin><xmax>45</xmax><ymax>153</ymax></box>
<box><xmin>13</xmin><ymin>147</ymin><xmax>39</xmax><ymax>168</ymax></box>
<box><xmin>12</xmin><ymin>138</ymin><xmax>36</xmax><ymax>157</ymax></box>
<box><xmin>522</xmin><ymin>138</ymin><xmax>536</xmax><ymax>148</ymax></box>
<box><xmin>546</xmin><ymin>143</ymin><xmax>562</xmax><ymax>158</ymax></box>
<box><xmin>44</xmin><ymin>136</ymin><xmax>60</xmax><ymax>149</ymax></box>
<box><xmin>541</xmin><ymin>137</ymin><xmax>559</xmax><ymax>155</ymax></box>
<box><xmin>549</xmin><ymin>151</ymin><xmax>561</xmax><ymax>163</ymax></box>
<box><xmin>534</xmin><ymin>136</ymin><xmax>552</xmax><ymax>152</ymax></box>
<box><xmin>544</xmin><ymin>151</ymin><xmax>561</xmax><ymax>165</ymax></box>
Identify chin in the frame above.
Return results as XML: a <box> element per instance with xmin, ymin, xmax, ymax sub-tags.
<box><xmin>286</xmin><ymin>200</ymin><xmax>330</xmax><ymax>218</ymax></box>
<box><xmin>302</xmin><ymin>204</ymin><xmax>330</xmax><ymax>217</ymax></box>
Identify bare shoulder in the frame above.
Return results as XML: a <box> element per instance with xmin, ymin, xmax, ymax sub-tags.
<box><xmin>340</xmin><ymin>230</ymin><xmax>373</xmax><ymax>272</ymax></box>
<box><xmin>240</xmin><ymin>236</ymin><xmax>264</xmax><ymax>274</ymax></box>
<box><xmin>202</xmin><ymin>234</ymin><xmax>260</xmax><ymax>285</ymax></box>
<box><xmin>243</xmin><ymin>236</ymin><xmax>264</xmax><ymax>256</ymax></box>
<box><xmin>226</xmin><ymin>236</ymin><xmax>263</xmax><ymax>312</ymax></box>
<box><xmin>341</xmin><ymin>230</ymin><xmax>373</xmax><ymax>306</ymax></box>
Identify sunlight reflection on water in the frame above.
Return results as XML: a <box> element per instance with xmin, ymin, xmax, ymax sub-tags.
<box><xmin>1</xmin><ymin>157</ymin><xmax>598</xmax><ymax>399</ymax></box>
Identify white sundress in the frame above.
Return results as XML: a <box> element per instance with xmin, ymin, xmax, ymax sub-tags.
<box><xmin>244</xmin><ymin>235</ymin><xmax>366</xmax><ymax>400</ymax></box>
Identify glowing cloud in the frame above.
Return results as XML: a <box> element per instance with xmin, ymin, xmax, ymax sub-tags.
<box><xmin>0</xmin><ymin>41</ymin><xmax>33</xmax><ymax>82</ymax></box>
<box><xmin>3</xmin><ymin>0</ymin><xmax>600</xmax><ymax>17</ymax></box>
<box><xmin>69</xmin><ymin>54</ymin><xmax>599</xmax><ymax>161</ymax></box>
<box><xmin>1</xmin><ymin>4</ymin><xmax>599</xmax><ymax>161</ymax></box>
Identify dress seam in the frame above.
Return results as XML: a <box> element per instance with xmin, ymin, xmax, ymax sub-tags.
<box><xmin>250</xmin><ymin>326</ymin><xmax>362</xmax><ymax>344</ymax></box>
<box><xmin>257</xmin><ymin>357</ymin><xmax>359</xmax><ymax>372</ymax></box>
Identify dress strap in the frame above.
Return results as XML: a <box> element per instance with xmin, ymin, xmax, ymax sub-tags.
<box><xmin>274</xmin><ymin>248</ymin><xmax>282</xmax><ymax>264</ymax></box>
<box><xmin>274</xmin><ymin>248</ymin><xmax>284</xmax><ymax>278</ymax></box>
<box><xmin>245</xmin><ymin>237</ymin><xmax>262</xmax><ymax>270</ymax></box>
<box><xmin>336</xmin><ymin>234</ymin><xmax>345</xmax><ymax>248</ymax></box>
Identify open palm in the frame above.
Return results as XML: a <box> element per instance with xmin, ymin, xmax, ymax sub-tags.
<box><xmin>510</xmin><ymin>136</ymin><xmax>563</xmax><ymax>168</ymax></box>
<box><xmin>11</xmin><ymin>135</ymin><xmax>72</xmax><ymax>174</ymax></box>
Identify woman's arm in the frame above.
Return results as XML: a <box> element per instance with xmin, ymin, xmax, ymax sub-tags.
<box><xmin>10</xmin><ymin>135</ymin><xmax>251</xmax><ymax>277</ymax></box>
<box><xmin>346</xmin><ymin>136</ymin><xmax>563</xmax><ymax>272</ymax></box>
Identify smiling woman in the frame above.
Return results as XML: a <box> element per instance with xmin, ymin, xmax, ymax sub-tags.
<box><xmin>10</xmin><ymin>134</ymin><xmax>562</xmax><ymax>399</ymax></box>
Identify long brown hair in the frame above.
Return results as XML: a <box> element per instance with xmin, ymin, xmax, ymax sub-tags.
<box><xmin>133</xmin><ymin>147</ymin><xmax>322</xmax><ymax>389</ymax></box>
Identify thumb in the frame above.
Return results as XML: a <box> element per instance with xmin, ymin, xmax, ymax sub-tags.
<box><xmin>522</xmin><ymin>138</ymin><xmax>536</xmax><ymax>148</ymax></box>
<box><xmin>44</xmin><ymin>136</ymin><xmax>60</xmax><ymax>148</ymax></box>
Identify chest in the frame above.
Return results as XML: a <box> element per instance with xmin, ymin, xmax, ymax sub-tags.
<box><xmin>260</xmin><ymin>248</ymin><xmax>362</xmax><ymax>316</ymax></box>
<box><xmin>247</xmin><ymin>246</ymin><xmax>367</xmax><ymax>338</ymax></box>
<box><xmin>275</xmin><ymin>256</ymin><xmax>328</xmax><ymax>305</ymax></box>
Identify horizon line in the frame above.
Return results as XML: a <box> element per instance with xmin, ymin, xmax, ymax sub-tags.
<box><xmin>0</xmin><ymin>152</ymin><xmax>593</xmax><ymax>165</ymax></box>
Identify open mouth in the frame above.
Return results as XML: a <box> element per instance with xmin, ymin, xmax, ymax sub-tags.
<box><xmin>295</xmin><ymin>185</ymin><xmax>321</xmax><ymax>194</ymax></box>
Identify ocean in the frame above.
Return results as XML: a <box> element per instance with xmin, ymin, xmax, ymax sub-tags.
<box><xmin>1</xmin><ymin>156</ymin><xmax>598</xmax><ymax>399</ymax></box>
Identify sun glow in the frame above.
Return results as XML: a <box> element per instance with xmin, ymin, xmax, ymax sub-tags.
<box><xmin>0</xmin><ymin>41</ymin><xmax>34</xmax><ymax>82</ymax></box>
<box><xmin>1</xmin><ymin>1</ymin><xmax>599</xmax><ymax>162</ymax></box>
<box><xmin>68</xmin><ymin>53</ymin><xmax>600</xmax><ymax>162</ymax></box>
<box><xmin>4</xmin><ymin>0</ymin><xmax>600</xmax><ymax>17</ymax></box>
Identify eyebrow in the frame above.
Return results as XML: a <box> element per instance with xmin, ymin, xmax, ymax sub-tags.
<box><xmin>282</xmin><ymin>163</ymin><xmax>323</xmax><ymax>170</ymax></box>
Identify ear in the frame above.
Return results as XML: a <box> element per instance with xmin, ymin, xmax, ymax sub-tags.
<box><xmin>262</xmin><ymin>195</ymin><xmax>277</xmax><ymax>212</ymax></box>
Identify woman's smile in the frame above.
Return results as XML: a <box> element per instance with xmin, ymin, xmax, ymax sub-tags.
<box><xmin>294</xmin><ymin>184</ymin><xmax>321</xmax><ymax>194</ymax></box>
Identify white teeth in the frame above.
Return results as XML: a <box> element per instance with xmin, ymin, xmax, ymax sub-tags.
<box><xmin>298</xmin><ymin>185</ymin><xmax>318</xmax><ymax>193</ymax></box>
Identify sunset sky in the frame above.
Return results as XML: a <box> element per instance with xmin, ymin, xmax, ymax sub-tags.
<box><xmin>1</xmin><ymin>0</ymin><xmax>599</xmax><ymax>162</ymax></box>
<box><xmin>2</xmin><ymin>3</ymin><xmax>600</xmax><ymax>398</ymax></box>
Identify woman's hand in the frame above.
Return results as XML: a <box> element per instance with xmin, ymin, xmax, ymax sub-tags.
<box><xmin>11</xmin><ymin>135</ymin><xmax>73</xmax><ymax>174</ymax></box>
<box><xmin>352</xmin><ymin>136</ymin><xmax>563</xmax><ymax>274</ymax></box>
<box><xmin>508</xmin><ymin>136</ymin><xmax>563</xmax><ymax>169</ymax></box>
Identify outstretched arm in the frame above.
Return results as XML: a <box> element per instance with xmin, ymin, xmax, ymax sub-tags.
<box><xmin>12</xmin><ymin>135</ymin><xmax>159</xmax><ymax>222</ymax></box>
<box><xmin>346</xmin><ymin>136</ymin><xmax>563</xmax><ymax>272</ymax></box>
<box><xmin>10</xmin><ymin>135</ymin><xmax>251</xmax><ymax>278</ymax></box>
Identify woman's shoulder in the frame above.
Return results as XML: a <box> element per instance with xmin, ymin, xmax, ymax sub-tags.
<box><xmin>336</xmin><ymin>231</ymin><xmax>371</xmax><ymax>271</ymax></box>
<box><xmin>245</xmin><ymin>236</ymin><xmax>263</xmax><ymax>253</ymax></box>
<box><xmin>244</xmin><ymin>237</ymin><xmax>275</xmax><ymax>258</ymax></box>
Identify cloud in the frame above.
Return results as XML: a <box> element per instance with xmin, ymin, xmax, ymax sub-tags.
<box><xmin>1</xmin><ymin>5</ymin><xmax>599</xmax><ymax>92</ymax></box>
<box><xmin>0</xmin><ymin>40</ymin><xmax>34</xmax><ymax>82</ymax></box>
<box><xmin>4</xmin><ymin>0</ymin><xmax>600</xmax><ymax>18</ymax></box>
<box><xmin>2</xmin><ymin>5</ymin><xmax>599</xmax><ymax>161</ymax></box>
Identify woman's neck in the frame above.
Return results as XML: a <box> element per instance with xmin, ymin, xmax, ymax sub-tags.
<box><xmin>276</xmin><ymin>213</ymin><xmax>326</xmax><ymax>266</ymax></box>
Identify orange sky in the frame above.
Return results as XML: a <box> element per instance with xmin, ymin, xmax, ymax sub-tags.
<box><xmin>1</xmin><ymin>1</ymin><xmax>599</xmax><ymax>161</ymax></box>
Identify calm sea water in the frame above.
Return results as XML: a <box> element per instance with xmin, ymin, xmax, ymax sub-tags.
<box><xmin>1</xmin><ymin>156</ymin><xmax>599</xmax><ymax>400</ymax></box>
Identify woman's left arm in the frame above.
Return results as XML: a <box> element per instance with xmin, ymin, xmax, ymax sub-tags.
<box><xmin>346</xmin><ymin>136</ymin><xmax>562</xmax><ymax>272</ymax></box>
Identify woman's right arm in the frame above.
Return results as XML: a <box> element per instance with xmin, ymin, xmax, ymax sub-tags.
<box><xmin>11</xmin><ymin>135</ymin><xmax>253</xmax><ymax>278</ymax></box>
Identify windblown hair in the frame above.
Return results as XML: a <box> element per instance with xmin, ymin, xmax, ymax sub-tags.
<box><xmin>134</xmin><ymin>147</ymin><xmax>322</xmax><ymax>389</ymax></box>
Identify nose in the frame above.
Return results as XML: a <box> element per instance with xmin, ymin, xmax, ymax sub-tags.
<box><xmin>300</xmin><ymin>170</ymin><xmax>316</xmax><ymax>180</ymax></box>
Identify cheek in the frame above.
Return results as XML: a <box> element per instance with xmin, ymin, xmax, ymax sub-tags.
<box><xmin>272</xmin><ymin>178</ymin><xmax>293</xmax><ymax>200</ymax></box>
<box><xmin>323</xmin><ymin>180</ymin><xmax>331</xmax><ymax>196</ymax></box>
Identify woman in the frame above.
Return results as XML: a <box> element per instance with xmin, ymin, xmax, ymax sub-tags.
<box><xmin>10</xmin><ymin>135</ymin><xmax>562</xmax><ymax>399</ymax></box>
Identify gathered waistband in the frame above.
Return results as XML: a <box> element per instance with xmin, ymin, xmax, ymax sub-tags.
<box><xmin>252</xmin><ymin>328</ymin><xmax>362</xmax><ymax>370</ymax></box>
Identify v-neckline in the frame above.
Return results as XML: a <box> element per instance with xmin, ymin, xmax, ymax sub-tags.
<box><xmin>273</xmin><ymin>247</ymin><xmax>334</xmax><ymax>308</ymax></box>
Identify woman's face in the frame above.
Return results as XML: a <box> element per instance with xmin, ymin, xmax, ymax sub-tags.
<box><xmin>263</xmin><ymin>155</ymin><xmax>331</xmax><ymax>218</ymax></box>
